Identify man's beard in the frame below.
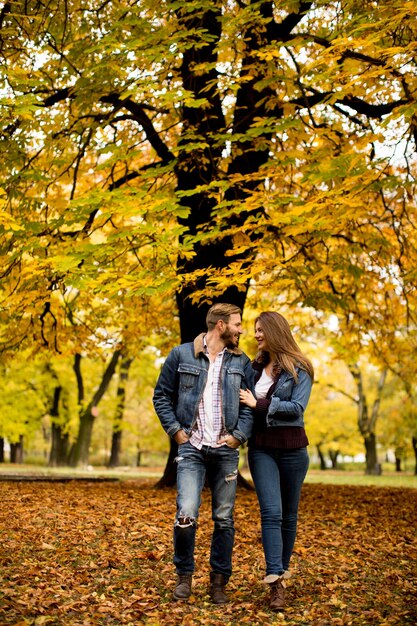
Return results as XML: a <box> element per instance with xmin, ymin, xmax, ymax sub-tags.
<box><xmin>221</xmin><ymin>326</ymin><xmax>239</xmax><ymax>348</ymax></box>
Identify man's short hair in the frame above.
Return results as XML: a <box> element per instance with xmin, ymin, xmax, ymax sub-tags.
<box><xmin>206</xmin><ymin>303</ymin><xmax>242</xmax><ymax>330</ymax></box>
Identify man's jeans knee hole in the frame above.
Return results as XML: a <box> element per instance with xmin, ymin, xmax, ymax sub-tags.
<box><xmin>175</xmin><ymin>516</ymin><xmax>196</xmax><ymax>528</ymax></box>
<box><xmin>225</xmin><ymin>469</ymin><xmax>238</xmax><ymax>483</ymax></box>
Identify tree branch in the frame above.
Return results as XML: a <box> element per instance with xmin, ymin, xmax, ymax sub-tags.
<box><xmin>43</xmin><ymin>87</ymin><xmax>73</xmax><ymax>106</ymax></box>
<box><xmin>326</xmin><ymin>382</ymin><xmax>358</xmax><ymax>404</ymax></box>
<box><xmin>73</xmin><ymin>353</ymin><xmax>84</xmax><ymax>406</ymax></box>
<box><xmin>370</xmin><ymin>369</ymin><xmax>387</xmax><ymax>432</ymax></box>
<box><xmin>101</xmin><ymin>94</ymin><xmax>174</xmax><ymax>164</ymax></box>
<box><xmin>90</xmin><ymin>350</ymin><xmax>122</xmax><ymax>409</ymax></box>
<box><xmin>290</xmin><ymin>89</ymin><xmax>408</xmax><ymax>119</ymax></box>
<box><xmin>270</xmin><ymin>1</ymin><xmax>313</xmax><ymax>41</ymax></box>
<box><xmin>41</xmin><ymin>89</ymin><xmax>175</xmax><ymax>165</ymax></box>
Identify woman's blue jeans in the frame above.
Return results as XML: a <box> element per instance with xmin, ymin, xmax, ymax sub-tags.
<box><xmin>248</xmin><ymin>446</ymin><xmax>309</xmax><ymax>576</ymax></box>
<box><xmin>174</xmin><ymin>441</ymin><xmax>239</xmax><ymax>578</ymax></box>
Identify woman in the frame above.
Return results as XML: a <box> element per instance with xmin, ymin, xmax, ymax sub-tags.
<box><xmin>239</xmin><ymin>311</ymin><xmax>314</xmax><ymax>611</ymax></box>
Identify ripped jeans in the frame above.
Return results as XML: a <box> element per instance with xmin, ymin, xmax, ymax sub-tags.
<box><xmin>174</xmin><ymin>441</ymin><xmax>239</xmax><ymax>578</ymax></box>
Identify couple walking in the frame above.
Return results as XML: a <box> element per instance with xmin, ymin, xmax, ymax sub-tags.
<box><xmin>153</xmin><ymin>303</ymin><xmax>314</xmax><ymax>611</ymax></box>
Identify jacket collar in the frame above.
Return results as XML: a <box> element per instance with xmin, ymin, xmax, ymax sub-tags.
<box><xmin>193</xmin><ymin>332</ymin><xmax>243</xmax><ymax>358</ymax></box>
<box><xmin>252</xmin><ymin>359</ymin><xmax>295</xmax><ymax>382</ymax></box>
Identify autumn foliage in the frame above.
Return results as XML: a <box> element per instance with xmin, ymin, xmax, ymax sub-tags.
<box><xmin>1</xmin><ymin>480</ymin><xmax>416</xmax><ymax>625</ymax></box>
<box><xmin>1</xmin><ymin>0</ymin><xmax>417</xmax><ymax>474</ymax></box>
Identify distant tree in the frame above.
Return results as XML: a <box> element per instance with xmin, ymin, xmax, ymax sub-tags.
<box><xmin>347</xmin><ymin>365</ymin><xmax>387</xmax><ymax>474</ymax></box>
<box><xmin>69</xmin><ymin>351</ymin><xmax>121</xmax><ymax>467</ymax></box>
<box><xmin>108</xmin><ymin>355</ymin><xmax>133</xmax><ymax>468</ymax></box>
<box><xmin>0</xmin><ymin>354</ymin><xmax>50</xmax><ymax>462</ymax></box>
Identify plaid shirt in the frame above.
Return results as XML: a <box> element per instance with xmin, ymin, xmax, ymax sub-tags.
<box><xmin>189</xmin><ymin>341</ymin><xmax>226</xmax><ymax>449</ymax></box>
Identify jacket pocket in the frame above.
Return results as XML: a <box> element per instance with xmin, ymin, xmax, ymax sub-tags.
<box><xmin>177</xmin><ymin>363</ymin><xmax>200</xmax><ymax>390</ymax></box>
<box><xmin>226</xmin><ymin>366</ymin><xmax>244</xmax><ymax>391</ymax></box>
<box><xmin>273</xmin><ymin>379</ymin><xmax>293</xmax><ymax>400</ymax></box>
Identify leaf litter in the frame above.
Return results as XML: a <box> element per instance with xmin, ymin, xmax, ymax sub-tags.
<box><xmin>0</xmin><ymin>480</ymin><xmax>416</xmax><ymax>625</ymax></box>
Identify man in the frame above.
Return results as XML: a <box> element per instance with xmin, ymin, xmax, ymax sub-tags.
<box><xmin>153</xmin><ymin>303</ymin><xmax>254</xmax><ymax>604</ymax></box>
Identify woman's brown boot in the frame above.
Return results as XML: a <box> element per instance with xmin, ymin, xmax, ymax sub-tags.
<box><xmin>269</xmin><ymin>578</ymin><xmax>286</xmax><ymax>611</ymax></box>
<box><xmin>263</xmin><ymin>573</ymin><xmax>289</xmax><ymax>611</ymax></box>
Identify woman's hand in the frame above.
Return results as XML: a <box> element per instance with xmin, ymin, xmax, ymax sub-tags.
<box><xmin>217</xmin><ymin>434</ymin><xmax>241</xmax><ymax>448</ymax></box>
<box><xmin>239</xmin><ymin>388</ymin><xmax>257</xmax><ymax>409</ymax></box>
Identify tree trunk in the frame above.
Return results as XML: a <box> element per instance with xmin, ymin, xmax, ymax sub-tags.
<box><xmin>394</xmin><ymin>446</ymin><xmax>403</xmax><ymax>472</ymax></box>
<box><xmin>136</xmin><ymin>447</ymin><xmax>142</xmax><ymax>467</ymax></box>
<box><xmin>49</xmin><ymin>424</ymin><xmax>69</xmax><ymax>467</ymax></box>
<box><xmin>0</xmin><ymin>438</ymin><xmax>4</xmax><ymax>463</ymax></box>
<box><xmin>317</xmin><ymin>444</ymin><xmax>327</xmax><ymax>470</ymax></box>
<box><xmin>48</xmin><ymin>386</ymin><xmax>70</xmax><ymax>467</ymax></box>
<box><xmin>108</xmin><ymin>356</ymin><xmax>133</xmax><ymax>468</ymax></box>
<box><xmin>10</xmin><ymin>435</ymin><xmax>24</xmax><ymax>463</ymax></box>
<box><xmin>329</xmin><ymin>449</ymin><xmax>339</xmax><ymax>469</ymax></box>
<box><xmin>412</xmin><ymin>437</ymin><xmax>417</xmax><ymax>476</ymax></box>
<box><xmin>350</xmin><ymin>365</ymin><xmax>386</xmax><ymax>475</ymax></box>
<box><xmin>155</xmin><ymin>440</ymin><xmax>178</xmax><ymax>489</ymax></box>
<box><xmin>154</xmin><ymin>441</ymin><xmax>255</xmax><ymax>491</ymax></box>
<box><xmin>237</xmin><ymin>471</ymin><xmax>254</xmax><ymax>491</ymax></box>
<box><xmin>109</xmin><ymin>431</ymin><xmax>122</xmax><ymax>468</ymax></box>
<box><xmin>157</xmin><ymin>2</ymin><xmax>288</xmax><ymax>488</ymax></box>
<box><xmin>69</xmin><ymin>350</ymin><xmax>122</xmax><ymax>467</ymax></box>
<box><xmin>364</xmin><ymin>433</ymin><xmax>381</xmax><ymax>475</ymax></box>
<box><xmin>68</xmin><ymin>411</ymin><xmax>95</xmax><ymax>468</ymax></box>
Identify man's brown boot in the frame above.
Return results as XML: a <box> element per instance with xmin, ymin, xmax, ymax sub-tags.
<box><xmin>209</xmin><ymin>572</ymin><xmax>229</xmax><ymax>605</ymax></box>
<box><xmin>173</xmin><ymin>574</ymin><xmax>192</xmax><ymax>601</ymax></box>
<box><xmin>269</xmin><ymin>578</ymin><xmax>286</xmax><ymax>611</ymax></box>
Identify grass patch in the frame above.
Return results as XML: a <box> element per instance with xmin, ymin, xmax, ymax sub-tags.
<box><xmin>305</xmin><ymin>468</ymin><xmax>417</xmax><ymax>489</ymax></box>
<box><xmin>0</xmin><ymin>462</ymin><xmax>416</xmax><ymax>489</ymax></box>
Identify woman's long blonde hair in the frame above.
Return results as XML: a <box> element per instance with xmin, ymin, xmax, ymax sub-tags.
<box><xmin>255</xmin><ymin>311</ymin><xmax>314</xmax><ymax>382</ymax></box>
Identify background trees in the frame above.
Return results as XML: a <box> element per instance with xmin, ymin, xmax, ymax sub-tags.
<box><xmin>1</xmin><ymin>0</ymin><xmax>416</xmax><ymax>470</ymax></box>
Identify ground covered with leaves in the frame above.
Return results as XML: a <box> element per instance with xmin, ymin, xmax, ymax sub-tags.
<box><xmin>1</xmin><ymin>480</ymin><xmax>416</xmax><ymax>626</ymax></box>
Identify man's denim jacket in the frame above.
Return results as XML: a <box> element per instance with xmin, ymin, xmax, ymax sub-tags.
<box><xmin>153</xmin><ymin>333</ymin><xmax>255</xmax><ymax>443</ymax></box>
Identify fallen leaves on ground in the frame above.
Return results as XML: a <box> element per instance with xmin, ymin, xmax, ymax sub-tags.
<box><xmin>0</xmin><ymin>480</ymin><xmax>416</xmax><ymax>625</ymax></box>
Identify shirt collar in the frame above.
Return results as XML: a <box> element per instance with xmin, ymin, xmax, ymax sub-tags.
<box><xmin>203</xmin><ymin>335</ymin><xmax>226</xmax><ymax>357</ymax></box>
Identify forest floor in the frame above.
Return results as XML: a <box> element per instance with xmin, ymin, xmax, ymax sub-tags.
<box><xmin>0</xmin><ymin>480</ymin><xmax>416</xmax><ymax>626</ymax></box>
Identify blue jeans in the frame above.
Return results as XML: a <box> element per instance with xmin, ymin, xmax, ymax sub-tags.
<box><xmin>174</xmin><ymin>441</ymin><xmax>239</xmax><ymax>578</ymax></box>
<box><xmin>248</xmin><ymin>446</ymin><xmax>309</xmax><ymax>576</ymax></box>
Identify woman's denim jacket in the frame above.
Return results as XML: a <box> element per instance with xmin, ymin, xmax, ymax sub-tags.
<box><xmin>153</xmin><ymin>333</ymin><xmax>255</xmax><ymax>443</ymax></box>
<box><xmin>264</xmin><ymin>367</ymin><xmax>312</xmax><ymax>428</ymax></box>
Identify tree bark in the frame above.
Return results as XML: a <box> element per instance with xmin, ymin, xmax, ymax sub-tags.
<box><xmin>136</xmin><ymin>448</ymin><xmax>142</xmax><ymax>467</ymax></box>
<box><xmin>364</xmin><ymin>433</ymin><xmax>381</xmax><ymax>475</ymax></box>
<box><xmin>237</xmin><ymin>471</ymin><xmax>254</xmax><ymax>491</ymax></box>
<box><xmin>394</xmin><ymin>446</ymin><xmax>403</xmax><ymax>472</ymax></box>
<box><xmin>412</xmin><ymin>437</ymin><xmax>417</xmax><ymax>476</ymax></box>
<box><xmin>48</xmin><ymin>385</ymin><xmax>70</xmax><ymax>467</ymax></box>
<box><xmin>0</xmin><ymin>438</ymin><xmax>4</xmax><ymax>463</ymax></box>
<box><xmin>49</xmin><ymin>423</ymin><xmax>69</xmax><ymax>467</ymax></box>
<box><xmin>317</xmin><ymin>444</ymin><xmax>327</xmax><ymax>470</ymax></box>
<box><xmin>350</xmin><ymin>365</ymin><xmax>386</xmax><ymax>475</ymax></box>
<box><xmin>329</xmin><ymin>449</ymin><xmax>339</xmax><ymax>469</ymax></box>
<box><xmin>155</xmin><ymin>440</ymin><xmax>178</xmax><ymax>489</ymax></box>
<box><xmin>108</xmin><ymin>356</ymin><xmax>133</xmax><ymax>468</ymax></box>
<box><xmin>109</xmin><ymin>431</ymin><xmax>122</xmax><ymax>469</ymax></box>
<box><xmin>10</xmin><ymin>435</ymin><xmax>24</xmax><ymax>463</ymax></box>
